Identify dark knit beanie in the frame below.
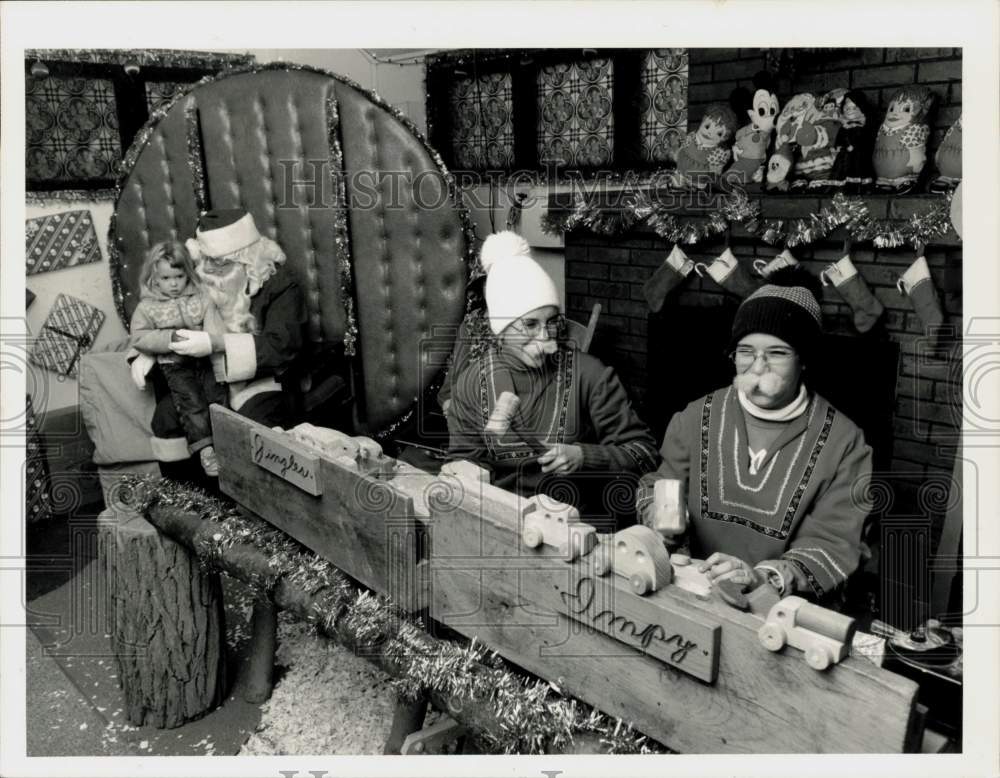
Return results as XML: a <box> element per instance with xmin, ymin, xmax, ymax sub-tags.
<box><xmin>728</xmin><ymin>267</ymin><xmax>823</xmax><ymax>362</ymax></box>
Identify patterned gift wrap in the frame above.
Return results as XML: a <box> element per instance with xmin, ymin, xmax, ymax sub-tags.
<box><xmin>25</xmin><ymin>209</ymin><xmax>102</xmax><ymax>275</ymax></box>
<box><xmin>25</xmin><ymin>395</ymin><xmax>53</xmax><ymax>524</ymax></box>
<box><xmin>29</xmin><ymin>294</ymin><xmax>106</xmax><ymax>378</ymax></box>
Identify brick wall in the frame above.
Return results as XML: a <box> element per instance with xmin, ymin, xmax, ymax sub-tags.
<box><xmin>562</xmin><ymin>191</ymin><xmax>961</xmax><ymax>629</ymax></box>
<box><xmin>687</xmin><ymin>47</ymin><xmax>962</xmax><ymax>159</ymax></box>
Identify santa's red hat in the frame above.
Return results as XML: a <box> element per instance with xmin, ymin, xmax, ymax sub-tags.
<box><xmin>194</xmin><ymin>209</ymin><xmax>261</xmax><ymax>257</ymax></box>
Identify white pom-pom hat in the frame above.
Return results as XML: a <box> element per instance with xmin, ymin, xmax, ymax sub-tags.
<box><xmin>481</xmin><ymin>231</ymin><xmax>560</xmax><ymax>335</ymax></box>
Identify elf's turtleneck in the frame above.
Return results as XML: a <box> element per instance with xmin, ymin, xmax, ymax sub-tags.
<box><xmin>737</xmin><ymin>384</ymin><xmax>811</xmax><ymax>474</ymax></box>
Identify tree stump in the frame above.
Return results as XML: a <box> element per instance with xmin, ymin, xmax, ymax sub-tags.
<box><xmin>99</xmin><ymin>508</ymin><xmax>227</xmax><ymax>728</ymax></box>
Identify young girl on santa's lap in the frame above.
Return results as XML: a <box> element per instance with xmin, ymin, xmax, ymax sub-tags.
<box><xmin>129</xmin><ymin>241</ymin><xmax>227</xmax><ymax>476</ymax></box>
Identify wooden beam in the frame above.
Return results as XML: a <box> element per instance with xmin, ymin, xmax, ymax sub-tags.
<box><xmin>427</xmin><ymin>485</ymin><xmax>922</xmax><ymax>754</ymax></box>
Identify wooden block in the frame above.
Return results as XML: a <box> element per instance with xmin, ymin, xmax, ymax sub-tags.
<box><xmin>212</xmin><ymin>407</ymin><xmax>421</xmax><ymax>608</ymax></box>
<box><xmin>427</xmin><ymin>485</ymin><xmax>921</xmax><ymax>754</ymax></box>
<box><xmin>521</xmin><ymin>498</ymin><xmax>597</xmax><ymax>561</ymax></box>
<box><xmin>440</xmin><ymin>459</ymin><xmax>490</xmax><ymax>484</ymax></box>
<box><xmin>650</xmin><ymin>478</ymin><xmax>688</xmax><ymax>536</ymax></box>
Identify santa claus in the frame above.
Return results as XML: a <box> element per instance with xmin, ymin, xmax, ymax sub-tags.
<box><xmin>133</xmin><ymin>208</ymin><xmax>306</xmax><ymax>476</ymax></box>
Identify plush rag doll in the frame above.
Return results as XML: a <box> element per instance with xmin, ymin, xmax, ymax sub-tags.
<box><xmin>765</xmin><ymin>93</ymin><xmax>818</xmax><ymax>191</ymax></box>
<box><xmin>873</xmin><ymin>86</ymin><xmax>936</xmax><ymax>194</ymax></box>
<box><xmin>725</xmin><ymin>72</ymin><xmax>780</xmax><ymax>188</ymax></box>
<box><xmin>931</xmin><ymin>114</ymin><xmax>962</xmax><ymax>192</ymax></box>
<box><xmin>829</xmin><ymin>89</ymin><xmax>876</xmax><ymax>193</ymax></box>
<box><xmin>673</xmin><ymin>102</ymin><xmax>740</xmax><ymax>189</ymax></box>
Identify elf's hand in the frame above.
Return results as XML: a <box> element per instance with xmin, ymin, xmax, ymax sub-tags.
<box><xmin>537</xmin><ymin>444</ymin><xmax>584</xmax><ymax>475</ymax></box>
<box><xmin>699</xmin><ymin>552</ymin><xmax>762</xmax><ymax>588</ymax></box>
<box><xmin>169</xmin><ymin>329</ymin><xmax>212</xmax><ymax>358</ymax></box>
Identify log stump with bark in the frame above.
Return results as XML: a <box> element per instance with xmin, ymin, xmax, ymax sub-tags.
<box><xmin>99</xmin><ymin>507</ymin><xmax>227</xmax><ymax>728</ymax></box>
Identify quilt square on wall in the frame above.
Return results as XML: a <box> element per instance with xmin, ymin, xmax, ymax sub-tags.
<box><xmin>25</xmin><ymin>209</ymin><xmax>102</xmax><ymax>275</ymax></box>
<box><xmin>29</xmin><ymin>293</ymin><xmax>106</xmax><ymax>378</ymax></box>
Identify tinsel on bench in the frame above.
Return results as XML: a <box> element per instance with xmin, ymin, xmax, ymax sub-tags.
<box><xmin>118</xmin><ymin>474</ymin><xmax>666</xmax><ymax>755</ymax></box>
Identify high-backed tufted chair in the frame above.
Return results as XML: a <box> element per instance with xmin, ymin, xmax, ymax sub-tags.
<box><xmin>110</xmin><ymin>65</ymin><xmax>472</xmax><ymax>436</ymax></box>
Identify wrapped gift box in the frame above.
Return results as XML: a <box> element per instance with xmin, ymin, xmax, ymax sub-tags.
<box><xmin>29</xmin><ymin>294</ymin><xmax>106</xmax><ymax>378</ymax></box>
<box><xmin>25</xmin><ymin>209</ymin><xmax>102</xmax><ymax>275</ymax></box>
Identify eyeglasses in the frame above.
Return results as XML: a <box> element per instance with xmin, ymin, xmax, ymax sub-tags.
<box><xmin>513</xmin><ymin>314</ymin><xmax>565</xmax><ymax>339</ymax></box>
<box><xmin>732</xmin><ymin>346</ymin><xmax>797</xmax><ymax>366</ymax></box>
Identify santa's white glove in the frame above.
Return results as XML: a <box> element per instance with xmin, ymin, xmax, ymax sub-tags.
<box><xmin>130</xmin><ymin>353</ymin><xmax>156</xmax><ymax>390</ymax></box>
<box><xmin>169</xmin><ymin>329</ymin><xmax>212</xmax><ymax>358</ymax></box>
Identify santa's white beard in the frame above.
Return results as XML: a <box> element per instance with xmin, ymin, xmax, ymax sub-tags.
<box><xmin>199</xmin><ymin>264</ymin><xmax>256</xmax><ymax>333</ymax></box>
<box><xmin>733</xmin><ymin>370</ymin><xmax>785</xmax><ymax>398</ymax></box>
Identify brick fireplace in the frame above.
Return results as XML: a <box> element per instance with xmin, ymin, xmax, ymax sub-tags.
<box><xmin>558</xmin><ymin>193</ymin><xmax>962</xmax><ymax>630</ymax></box>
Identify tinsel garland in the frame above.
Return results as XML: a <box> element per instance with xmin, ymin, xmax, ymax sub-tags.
<box><xmin>25</xmin><ymin>48</ymin><xmax>254</xmax><ymax>70</ymax></box>
<box><xmin>121</xmin><ymin>474</ymin><xmax>665</xmax><ymax>755</ymax></box>
<box><xmin>326</xmin><ymin>93</ymin><xmax>358</xmax><ymax>357</ymax></box>
<box><xmin>26</xmin><ymin>189</ymin><xmax>117</xmax><ymax>205</ymax></box>
<box><xmin>543</xmin><ymin>190</ymin><xmax>957</xmax><ymax>250</ymax></box>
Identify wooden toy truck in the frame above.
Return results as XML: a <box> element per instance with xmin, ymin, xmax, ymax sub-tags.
<box><xmin>758</xmin><ymin>596</ymin><xmax>857</xmax><ymax>670</ymax></box>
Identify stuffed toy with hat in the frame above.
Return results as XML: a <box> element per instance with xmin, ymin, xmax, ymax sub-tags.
<box><xmin>873</xmin><ymin>86</ymin><xmax>936</xmax><ymax>194</ymax></box>
<box><xmin>672</xmin><ymin>102</ymin><xmax>740</xmax><ymax>189</ymax></box>
<box><xmin>766</xmin><ymin>93</ymin><xmax>819</xmax><ymax>191</ymax></box>
<box><xmin>828</xmin><ymin>89</ymin><xmax>876</xmax><ymax>193</ymax></box>
<box><xmin>791</xmin><ymin>88</ymin><xmax>850</xmax><ymax>191</ymax></box>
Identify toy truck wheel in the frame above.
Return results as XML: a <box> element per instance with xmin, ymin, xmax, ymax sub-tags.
<box><xmin>629</xmin><ymin>572</ymin><xmax>651</xmax><ymax>596</ymax></box>
<box><xmin>592</xmin><ymin>548</ymin><xmax>611</xmax><ymax>576</ymax></box>
<box><xmin>806</xmin><ymin>645</ymin><xmax>832</xmax><ymax>671</ymax></box>
<box><xmin>522</xmin><ymin>527</ymin><xmax>543</xmax><ymax>549</ymax></box>
<box><xmin>758</xmin><ymin>623</ymin><xmax>786</xmax><ymax>652</ymax></box>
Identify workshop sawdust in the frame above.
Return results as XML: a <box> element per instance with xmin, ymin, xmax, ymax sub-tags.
<box><xmin>239</xmin><ymin>614</ymin><xmax>399</xmax><ymax>755</ymax></box>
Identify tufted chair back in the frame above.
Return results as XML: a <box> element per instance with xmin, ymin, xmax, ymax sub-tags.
<box><xmin>111</xmin><ymin>66</ymin><xmax>471</xmax><ymax>435</ymax></box>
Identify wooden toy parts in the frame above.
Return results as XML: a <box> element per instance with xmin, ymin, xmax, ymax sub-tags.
<box><xmin>440</xmin><ymin>459</ymin><xmax>491</xmax><ymax>484</ymax></box>
<box><xmin>649</xmin><ymin>478</ymin><xmax>688</xmax><ymax>537</ymax></box>
<box><xmin>591</xmin><ymin>525</ymin><xmax>673</xmax><ymax>595</ymax></box>
<box><xmin>520</xmin><ymin>498</ymin><xmax>597</xmax><ymax>561</ymax></box>
<box><xmin>669</xmin><ymin>554</ymin><xmax>712</xmax><ymax>599</ymax></box>
<box><xmin>758</xmin><ymin>596</ymin><xmax>857</xmax><ymax>670</ymax></box>
<box><xmin>485</xmin><ymin>391</ymin><xmax>548</xmax><ymax>454</ymax></box>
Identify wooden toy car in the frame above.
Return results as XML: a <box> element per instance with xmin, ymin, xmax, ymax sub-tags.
<box><xmin>757</xmin><ymin>596</ymin><xmax>857</xmax><ymax>670</ymax></box>
<box><xmin>520</xmin><ymin>498</ymin><xmax>597</xmax><ymax>561</ymax></box>
<box><xmin>591</xmin><ymin>525</ymin><xmax>673</xmax><ymax>595</ymax></box>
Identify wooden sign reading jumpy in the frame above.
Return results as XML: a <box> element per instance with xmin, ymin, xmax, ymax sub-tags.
<box><xmin>553</xmin><ymin>572</ymin><xmax>717</xmax><ymax>682</ymax></box>
<box><xmin>249</xmin><ymin>427</ymin><xmax>322</xmax><ymax>496</ymax></box>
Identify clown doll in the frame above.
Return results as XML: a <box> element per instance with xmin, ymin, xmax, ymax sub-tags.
<box><xmin>791</xmin><ymin>88</ymin><xmax>848</xmax><ymax>191</ymax></box>
<box><xmin>725</xmin><ymin>72</ymin><xmax>780</xmax><ymax>188</ymax></box>
<box><xmin>829</xmin><ymin>89</ymin><xmax>876</xmax><ymax>193</ymax></box>
<box><xmin>931</xmin><ymin>114</ymin><xmax>961</xmax><ymax>192</ymax></box>
<box><xmin>873</xmin><ymin>86</ymin><xmax>936</xmax><ymax>194</ymax></box>
<box><xmin>765</xmin><ymin>93</ymin><xmax>818</xmax><ymax>191</ymax></box>
<box><xmin>672</xmin><ymin>103</ymin><xmax>740</xmax><ymax>189</ymax></box>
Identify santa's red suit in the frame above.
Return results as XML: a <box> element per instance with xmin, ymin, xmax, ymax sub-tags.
<box><xmin>146</xmin><ymin>210</ymin><xmax>305</xmax><ymax>466</ymax></box>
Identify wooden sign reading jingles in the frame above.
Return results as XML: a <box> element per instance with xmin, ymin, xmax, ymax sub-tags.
<box><xmin>212</xmin><ymin>406</ymin><xmax>923</xmax><ymax>754</ymax></box>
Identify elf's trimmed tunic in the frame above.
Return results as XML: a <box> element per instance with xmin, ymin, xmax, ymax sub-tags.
<box><xmin>641</xmin><ymin>386</ymin><xmax>872</xmax><ymax>600</ymax></box>
<box><xmin>448</xmin><ymin>347</ymin><xmax>659</xmax><ymax>520</ymax></box>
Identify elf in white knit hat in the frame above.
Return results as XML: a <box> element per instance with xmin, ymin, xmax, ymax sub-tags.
<box><xmin>447</xmin><ymin>231</ymin><xmax>659</xmax><ymax>523</ymax></box>
<box><xmin>638</xmin><ymin>267</ymin><xmax>873</xmax><ymax>607</ymax></box>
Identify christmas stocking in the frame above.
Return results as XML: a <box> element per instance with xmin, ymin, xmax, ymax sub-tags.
<box><xmin>753</xmin><ymin>248</ymin><xmax>799</xmax><ymax>278</ymax></box>
<box><xmin>897</xmin><ymin>256</ymin><xmax>944</xmax><ymax>333</ymax></box>
<box><xmin>696</xmin><ymin>247</ymin><xmax>758</xmax><ymax>298</ymax></box>
<box><xmin>821</xmin><ymin>254</ymin><xmax>885</xmax><ymax>333</ymax></box>
<box><xmin>643</xmin><ymin>244</ymin><xmax>694</xmax><ymax>312</ymax></box>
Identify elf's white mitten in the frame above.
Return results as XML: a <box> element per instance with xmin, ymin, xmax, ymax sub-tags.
<box><xmin>169</xmin><ymin>329</ymin><xmax>213</xmax><ymax>358</ymax></box>
<box><xmin>130</xmin><ymin>353</ymin><xmax>156</xmax><ymax>390</ymax></box>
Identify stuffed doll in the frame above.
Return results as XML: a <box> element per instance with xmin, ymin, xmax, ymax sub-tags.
<box><xmin>829</xmin><ymin>89</ymin><xmax>876</xmax><ymax>193</ymax></box>
<box><xmin>765</xmin><ymin>93</ymin><xmax>818</xmax><ymax>191</ymax></box>
<box><xmin>931</xmin><ymin>114</ymin><xmax>962</xmax><ymax>192</ymax></box>
<box><xmin>725</xmin><ymin>72</ymin><xmax>780</xmax><ymax>188</ymax></box>
<box><xmin>791</xmin><ymin>88</ymin><xmax>848</xmax><ymax>191</ymax></box>
<box><xmin>873</xmin><ymin>86</ymin><xmax>936</xmax><ymax>194</ymax></box>
<box><xmin>672</xmin><ymin>102</ymin><xmax>739</xmax><ymax>189</ymax></box>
